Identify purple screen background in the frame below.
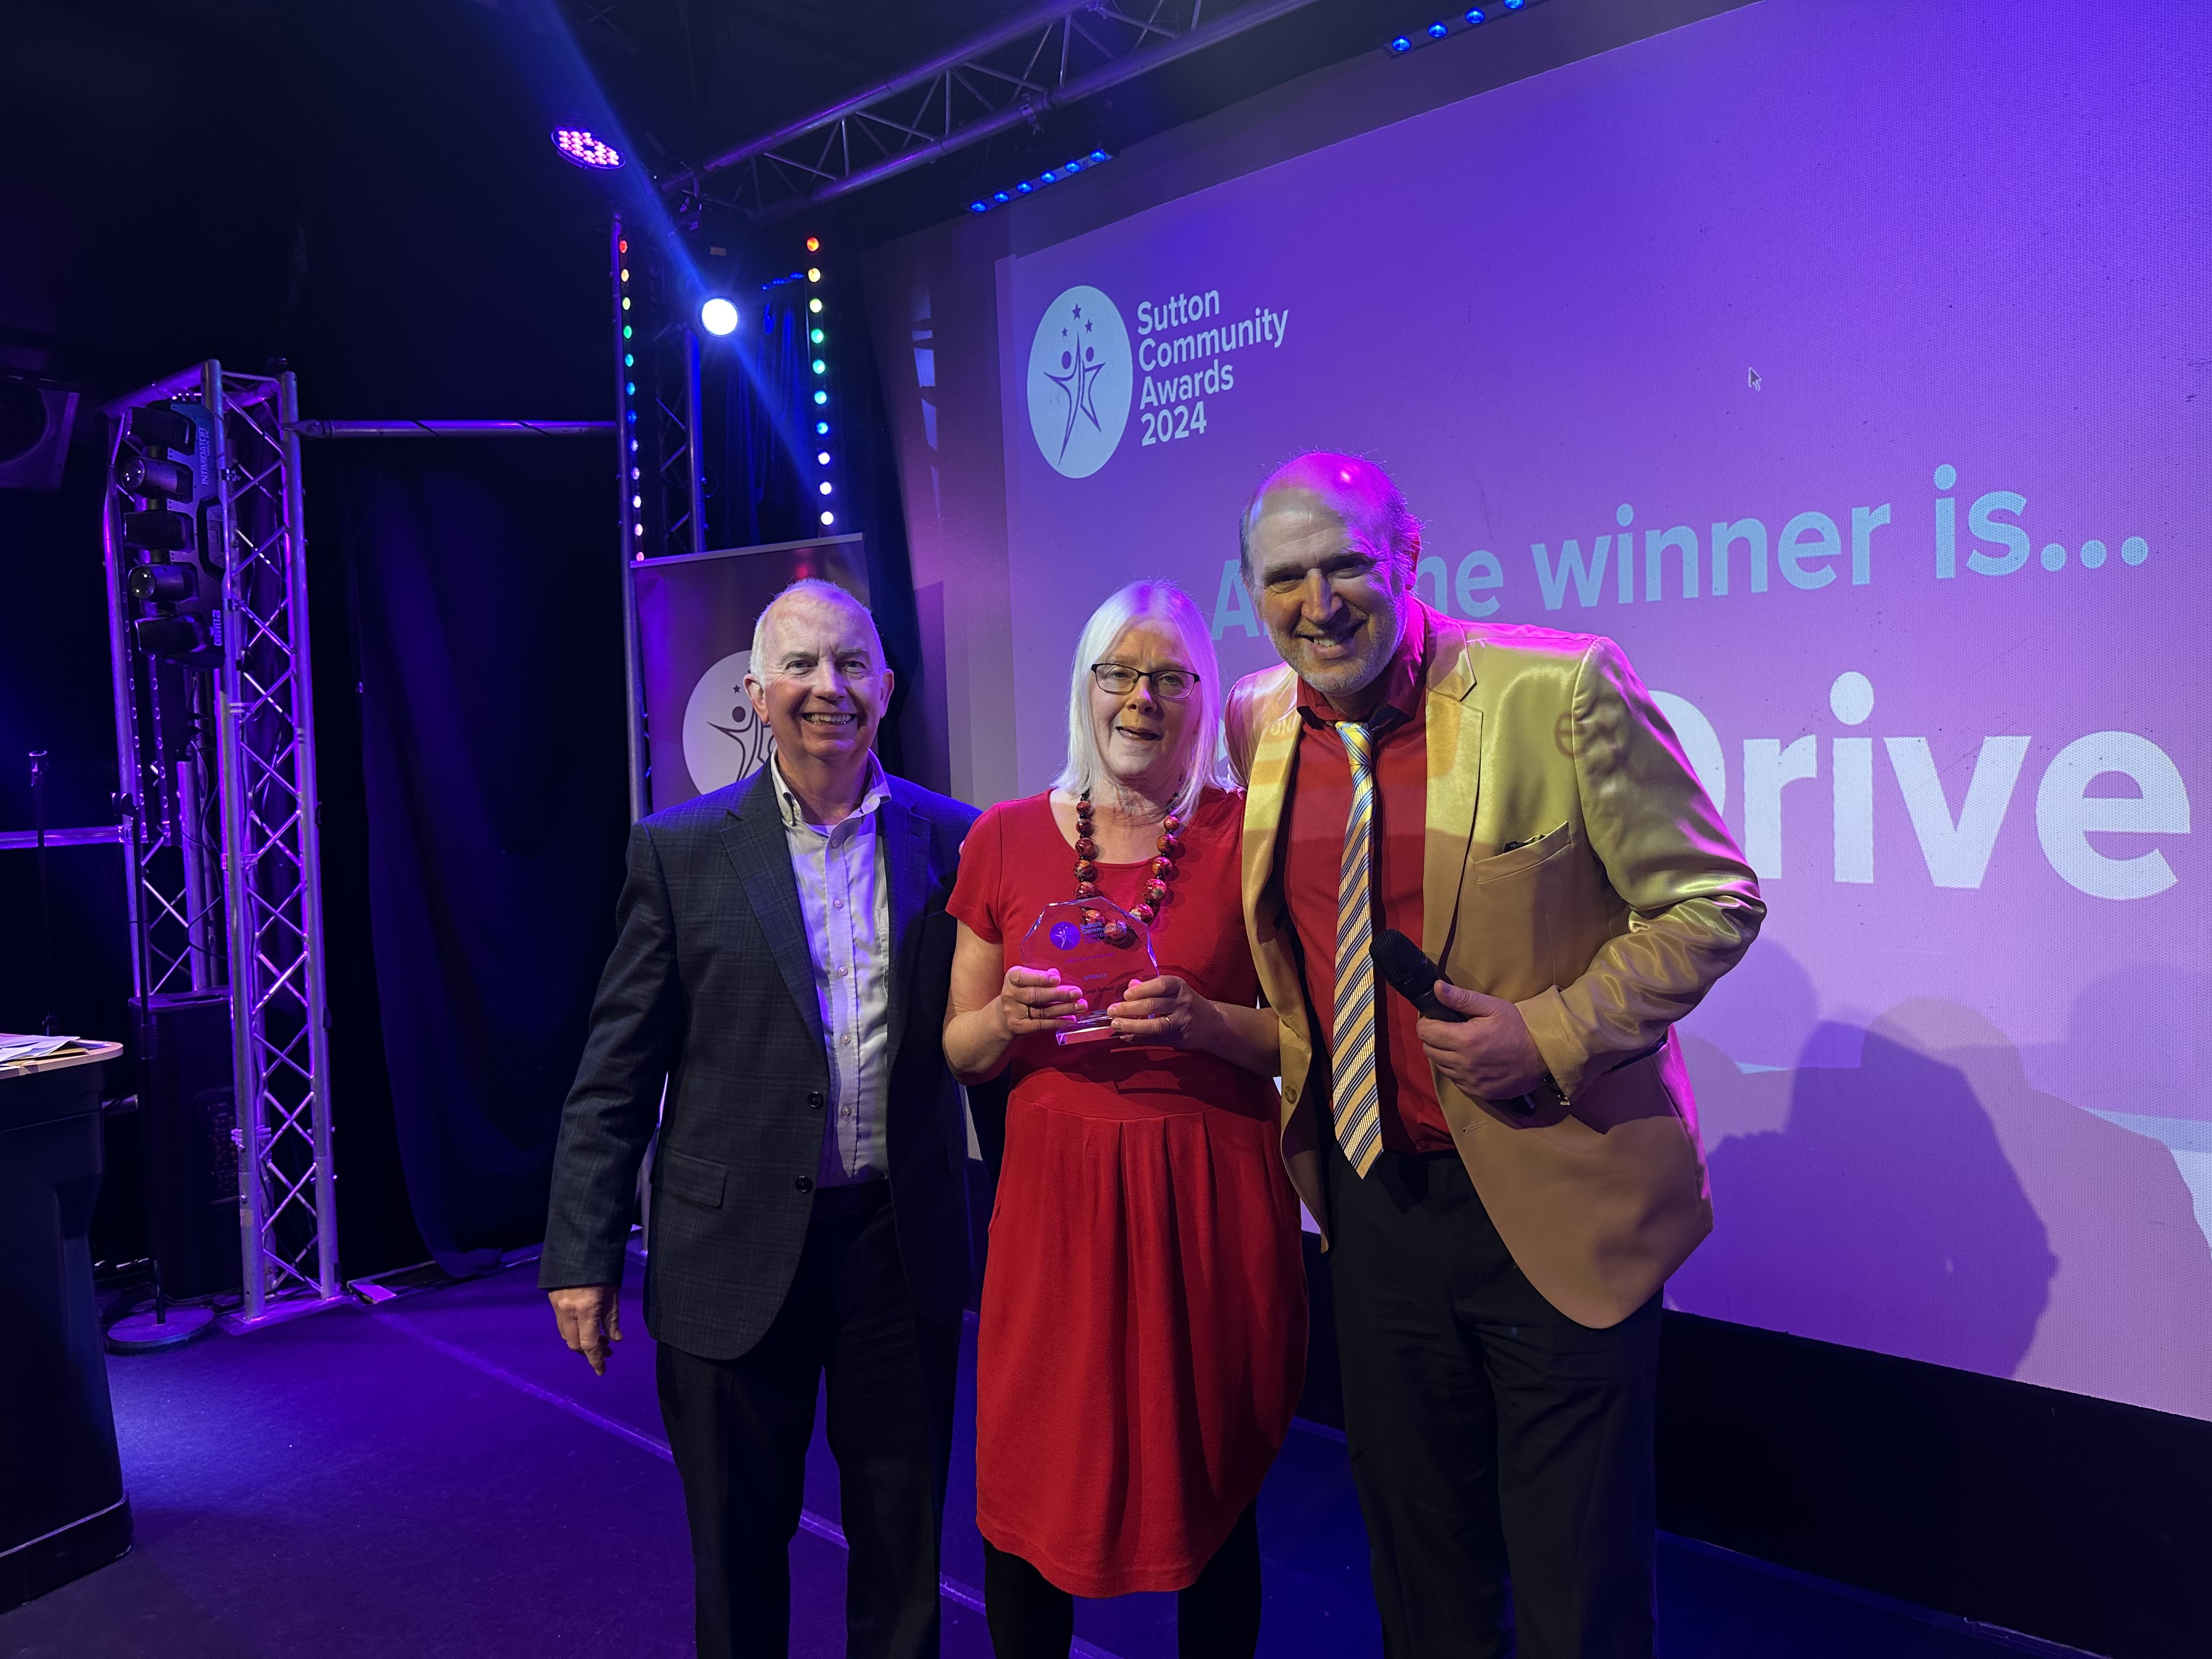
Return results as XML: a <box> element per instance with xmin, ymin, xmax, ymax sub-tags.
<box><xmin>988</xmin><ymin>1</ymin><xmax>2212</xmax><ymax>1417</ymax></box>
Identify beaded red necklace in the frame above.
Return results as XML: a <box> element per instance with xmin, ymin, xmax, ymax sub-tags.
<box><xmin>1073</xmin><ymin>787</ymin><xmax>1184</xmax><ymax>945</ymax></box>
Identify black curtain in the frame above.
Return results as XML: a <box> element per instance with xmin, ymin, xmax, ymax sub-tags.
<box><xmin>340</xmin><ymin>452</ymin><xmax>627</xmax><ymax>1272</ymax></box>
<box><xmin>287</xmin><ymin>3</ymin><xmax>633</xmax><ymax>1272</ymax></box>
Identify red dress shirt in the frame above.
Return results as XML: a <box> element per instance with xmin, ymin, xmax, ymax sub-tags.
<box><xmin>1282</xmin><ymin>609</ymin><xmax>1455</xmax><ymax>1155</ymax></box>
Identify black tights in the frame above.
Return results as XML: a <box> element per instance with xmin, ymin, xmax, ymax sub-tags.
<box><xmin>981</xmin><ymin>1505</ymin><xmax>1262</xmax><ymax>1659</ymax></box>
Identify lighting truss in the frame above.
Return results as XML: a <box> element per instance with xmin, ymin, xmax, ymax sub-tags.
<box><xmin>672</xmin><ymin>0</ymin><xmax>1327</xmax><ymax>222</ymax></box>
<box><xmin>103</xmin><ymin>362</ymin><xmax>340</xmax><ymax>1328</ymax></box>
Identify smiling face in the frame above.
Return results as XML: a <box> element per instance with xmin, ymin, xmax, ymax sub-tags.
<box><xmin>1245</xmin><ymin>482</ymin><xmax>1409</xmax><ymax>709</ymax></box>
<box><xmin>743</xmin><ymin>589</ymin><xmax>893</xmax><ymax>770</ymax></box>
<box><xmin>1088</xmin><ymin>619</ymin><xmax>1195</xmax><ymax>795</ymax></box>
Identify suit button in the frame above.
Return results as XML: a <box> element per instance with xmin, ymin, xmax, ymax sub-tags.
<box><xmin>1284</xmin><ymin>1084</ymin><xmax>1297</xmax><ymax>1104</ymax></box>
<box><xmin>807</xmin><ymin>1091</ymin><xmax>824</xmax><ymax>1111</ymax></box>
<box><xmin>795</xmin><ymin>1176</ymin><xmax>815</xmax><ymax>1193</ymax></box>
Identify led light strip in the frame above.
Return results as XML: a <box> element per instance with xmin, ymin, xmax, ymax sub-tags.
<box><xmin>1386</xmin><ymin>0</ymin><xmax>1543</xmax><ymax>55</ymax></box>
<box><xmin>618</xmin><ymin>233</ymin><xmax>645</xmax><ymax>558</ymax></box>
<box><xmin>804</xmin><ymin>235</ymin><xmax>836</xmax><ymax>528</ymax></box>
<box><xmin>967</xmin><ymin>149</ymin><xmax>1114</xmax><ymax>215</ymax></box>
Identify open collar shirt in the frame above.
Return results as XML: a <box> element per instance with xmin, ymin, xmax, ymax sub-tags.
<box><xmin>768</xmin><ymin>750</ymin><xmax>893</xmax><ymax>1186</ymax></box>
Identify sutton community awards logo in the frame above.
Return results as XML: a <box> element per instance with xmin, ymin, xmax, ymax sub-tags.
<box><xmin>1027</xmin><ymin>285</ymin><xmax>1132</xmax><ymax>478</ymax></box>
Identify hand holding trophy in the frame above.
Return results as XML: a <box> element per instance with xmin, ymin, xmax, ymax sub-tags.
<box><xmin>1020</xmin><ymin>896</ymin><xmax>1159</xmax><ymax>1046</ymax></box>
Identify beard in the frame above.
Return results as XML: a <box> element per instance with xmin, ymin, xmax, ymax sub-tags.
<box><xmin>1273</xmin><ymin>596</ymin><xmax>1406</xmax><ymax>699</ymax></box>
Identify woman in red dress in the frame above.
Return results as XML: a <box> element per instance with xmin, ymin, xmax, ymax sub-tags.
<box><xmin>944</xmin><ymin>579</ymin><xmax>1306</xmax><ymax>1658</ymax></box>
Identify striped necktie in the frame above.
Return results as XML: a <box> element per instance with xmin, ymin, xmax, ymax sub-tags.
<box><xmin>1332</xmin><ymin>720</ymin><xmax>1384</xmax><ymax>1176</ymax></box>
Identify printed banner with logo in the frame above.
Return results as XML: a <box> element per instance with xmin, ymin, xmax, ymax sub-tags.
<box><xmin>989</xmin><ymin>0</ymin><xmax>2212</xmax><ymax>1418</ymax></box>
<box><xmin>633</xmin><ymin>535</ymin><xmax>871</xmax><ymax>812</ymax></box>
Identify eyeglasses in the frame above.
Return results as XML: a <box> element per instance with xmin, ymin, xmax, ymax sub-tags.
<box><xmin>1090</xmin><ymin>662</ymin><xmax>1198</xmax><ymax>702</ymax></box>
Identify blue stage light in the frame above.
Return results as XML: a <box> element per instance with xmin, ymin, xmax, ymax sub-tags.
<box><xmin>699</xmin><ymin>297</ymin><xmax>739</xmax><ymax>336</ymax></box>
<box><xmin>1090</xmin><ymin>150</ymin><xmax>1108</xmax><ymax>162</ymax></box>
<box><xmin>625</xmin><ymin>381</ymin><xmax>635</xmax><ymax>396</ymax></box>
<box><xmin>1389</xmin><ymin>35</ymin><xmax>1413</xmax><ymax>52</ymax></box>
<box><xmin>811</xmin><ymin>328</ymin><xmax>824</xmax><ymax>344</ymax></box>
<box><xmin>1040</xmin><ymin>170</ymin><xmax>1058</xmax><ymax>183</ymax></box>
<box><xmin>970</xmin><ymin>201</ymin><xmax>988</xmax><ymax>213</ymax></box>
<box><xmin>1465</xmin><ymin>6</ymin><xmax>1485</xmax><ymax>19</ymax></box>
<box><xmin>816</xmin><ymin>421</ymin><xmax>830</xmax><ymax>436</ymax></box>
<box><xmin>1504</xmin><ymin>0</ymin><xmax>1522</xmax><ymax>8</ymax></box>
<box><xmin>814</xmin><ymin>390</ymin><xmax>828</xmax><ymax>405</ymax></box>
<box><xmin>1427</xmin><ymin>21</ymin><xmax>1449</xmax><ymax>38</ymax></box>
<box><xmin>1016</xmin><ymin>180</ymin><xmax>1033</xmax><ymax>193</ymax></box>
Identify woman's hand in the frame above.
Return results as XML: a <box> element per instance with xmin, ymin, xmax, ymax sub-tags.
<box><xmin>998</xmin><ymin>965</ymin><xmax>1086</xmax><ymax>1040</ymax></box>
<box><xmin>1107</xmin><ymin>975</ymin><xmax>1223</xmax><ymax>1049</ymax></box>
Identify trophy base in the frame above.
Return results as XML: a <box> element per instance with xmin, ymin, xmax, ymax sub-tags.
<box><xmin>1054</xmin><ymin>1022</ymin><xmax>1122</xmax><ymax>1046</ymax></box>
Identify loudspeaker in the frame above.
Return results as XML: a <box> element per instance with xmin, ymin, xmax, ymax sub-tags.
<box><xmin>0</xmin><ymin>376</ymin><xmax>78</xmax><ymax>491</ymax></box>
<box><xmin>134</xmin><ymin>992</ymin><xmax>241</xmax><ymax>1301</ymax></box>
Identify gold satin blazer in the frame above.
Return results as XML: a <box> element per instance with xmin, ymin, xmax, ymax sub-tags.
<box><xmin>1227</xmin><ymin>602</ymin><xmax>1765</xmax><ymax>1328</ymax></box>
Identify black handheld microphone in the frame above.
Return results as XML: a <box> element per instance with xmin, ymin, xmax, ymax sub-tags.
<box><xmin>1372</xmin><ymin>927</ymin><xmax>1542</xmax><ymax>1118</ymax></box>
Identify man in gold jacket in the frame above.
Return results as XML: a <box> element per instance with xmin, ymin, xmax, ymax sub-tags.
<box><xmin>1226</xmin><ymin>454</ymin><xmax>1763</xmax><ymax>1658</ymax></box>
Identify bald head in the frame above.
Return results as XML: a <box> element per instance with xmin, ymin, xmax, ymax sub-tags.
<box><xmin>1238</xmin><ymin>452</ymin><xmax>1422</xmax><ymax>587</ymax></box>
<box><xmin>751</xmin><ymin>578</ymin><xmax>883</xmax><ymax>673</ymax></box>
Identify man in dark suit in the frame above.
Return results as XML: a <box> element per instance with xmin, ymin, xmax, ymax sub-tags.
<box><xmin>541</xmin><ymin>578</ymin><xmax>979</xmax><ymax>1659</ymax></box>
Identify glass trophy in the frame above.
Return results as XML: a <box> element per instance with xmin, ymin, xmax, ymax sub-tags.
<box><xmin>1020</xmin><ymin>897</ymin><xmax>1158</xmax><ymax>1046</ymax></box>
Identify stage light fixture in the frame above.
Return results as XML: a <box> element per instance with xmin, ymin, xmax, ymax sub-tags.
<box><xmin>811</xmin><ymin>359</ymin><xmax>826</xmax><ymax>375</ymax></box>
<box><xmin>817</xmin><ymin>450</ymin><xmax>831</xmax><ymax>465</ymax></box>
<box><xmin>816</xmin><ymin>421</ymin><xmax>830</xmax><ymax>436</ymax></box>
<box><xmin>133</xmin><ymin>616</ymin><xmax>206</xmax><ymax>658</ymax></box>
<box><xmin>819</xmin><ymin>482</ymin><xmax>833</xmax><ymax>495</ymax></box>
<box><xmin>807</xmin><ymin>267</ymin><xmax>822</xmax><ymax>283</ymax></box>
<box><xmin>1465</xmin><ymin>7</ymin><xmax>1486</xmax><ymax>19</ymax></box>
<box><xmin>806</xmin><ymin>236</ymin><xmax>821</xmax><ymax>253</ymax></box>
<box><xmin>700</xmin><ymin>297</ymin><xmax>740</xmax><ymax>336</ymax></box>
<box><xmin>811</xmin><ymin>328</ymin><xmax>825</xmax><ymax>344</ymax></box>
<box><xmin>820</xmin><ymin>512</ymin><xmax>834</xmax><ymax>527</ymax></box>
<box><xmin>814</xmin><ymin>390</ymin><xmax>828</xmax><ymax>405</ymax></box>
<box><xmin>122</xmin><ymin>509</ymin><xmax>191</xmax><ymax>553</ymax></box>
<box><xmin>1504</xmin><ymin>0</ymin><xmax>1523</xmax><ymax>8</ymax></box>
<box><xmin>554</xmin><ymin>128</ymin><xmax>623</xmax><ymax>170</ymax></box>
<box><xmin>117</xmin><ymin>452</ymin><xmax>193</xmax><ymax>501</ymax></box>
<box><xmin>126</xmin><ymin>563</ymin><xmax>196</xmax><ymax>605</ymax></box>
<box><xmin>1427</xmin><ymin>21</ymin><xmax>1449</xmax><ymax>38</ymax></box>
<box><xmin>1389</xmin><ymin>35</ymin><xmax>1413</xmax><ymax>52</ymax></box>
<box><xmin>969</xmin><ymin>151</ymin><xmax>1118</xmax><ymax>213</ymax></box>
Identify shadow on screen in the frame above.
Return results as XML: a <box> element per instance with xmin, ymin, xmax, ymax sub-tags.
<box><xmin>1671</xmin><ymin>961</ymin><xmax>2057</xmax><ymax>1381</ymax></box>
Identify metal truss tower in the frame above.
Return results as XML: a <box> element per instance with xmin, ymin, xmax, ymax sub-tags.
<box><xmin>670</xmin><ymin>0</ymin><xmax>1325</xmax><ymax>222</ymax></box>
<box><xmin>103</xmin><ymin>361</ymin><xmax>340</xmax><ymax>1328</ymax></box>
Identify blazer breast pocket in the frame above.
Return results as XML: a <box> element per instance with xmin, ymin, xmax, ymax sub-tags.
<box><xmin>1471</xmin><ymin>821</ymin><xmax>1574</xmax><ymax>884</ymax></box>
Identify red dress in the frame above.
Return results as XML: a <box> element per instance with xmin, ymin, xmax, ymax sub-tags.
<box><xmin>949</xmin><ymin>787</ymin><xmax>1307</xmax><ymax>1597</ymax></box>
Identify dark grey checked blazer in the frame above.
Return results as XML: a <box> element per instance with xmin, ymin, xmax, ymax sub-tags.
<box><xmin>539</xmin><ymin>765</ymin><xmax>980</xmax><ymax>1361</ymax></box>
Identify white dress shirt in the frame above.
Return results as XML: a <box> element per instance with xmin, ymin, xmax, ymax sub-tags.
<box><xmin>768</xmin><ymin>752</ymin><xmax>893</xmax><ymax>1186</ymax></box>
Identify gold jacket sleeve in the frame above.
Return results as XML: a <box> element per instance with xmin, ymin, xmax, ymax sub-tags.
<box><xmin>1514</xmin><ymin>637</ymin><xmax>1765</xmax><ymax>1100</ymax></box>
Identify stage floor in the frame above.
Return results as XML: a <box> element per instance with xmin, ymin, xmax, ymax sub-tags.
<box><xmin>2</xmin><ymin>1255</ymin><xmax>2076</xmax><ymax>1658</ymax></box>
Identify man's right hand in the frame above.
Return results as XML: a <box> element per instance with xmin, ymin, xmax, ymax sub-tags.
<box><xmin>549</xmin><ymin>1284</ymin><xmax>622</xmax><ymax>1375</ymax></box>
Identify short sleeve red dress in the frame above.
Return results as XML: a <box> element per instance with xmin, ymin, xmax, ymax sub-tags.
<box><xmin>948</xmin><ymin>786</ymin><xmax>1307</xmax><ymax>1598</ymax></box>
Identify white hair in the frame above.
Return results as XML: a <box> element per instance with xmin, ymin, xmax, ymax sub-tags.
<box><xmin>751</xmin><ymin>578</ymin><xmax>880</xmax><ymax>670</ymax></box>
<box><xmin>1052</xmin><ymin>579</ymin><xmax>1233</xmax><ymax>822</ymax></box>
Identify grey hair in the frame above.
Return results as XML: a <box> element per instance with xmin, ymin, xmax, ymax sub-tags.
<box><xmin>1236</xmin><ymin>452</ymin><xmax>1423</xmax><ymax>586</ymax></box>
<box><xmin>750</xmin><ymin>578</ymin><xmax>881</xmax><ymax>671</ymax></box>
<box><xmin>1052</xmin><ymin>579</ymin><xmax>1233</xmax><ymax>823</ymax></box>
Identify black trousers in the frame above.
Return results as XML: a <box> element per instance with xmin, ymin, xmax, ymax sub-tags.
<box><xmin>656</xmin><ymin>1182</ymin><xmax>960</xmax><ymax>1659</ymax></box>
<box><xmin>1326</xmin><ymin>1135</ymin><xmax>1661</xmax><ymax>1659</ymax></box>
<box><xmin>980</xmin><ymin>1504</ymin><xmax>1263</xmax><ymax>1659</ymax></box>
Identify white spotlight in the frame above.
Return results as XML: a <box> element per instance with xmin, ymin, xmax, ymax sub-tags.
<box><xmin>699</xmin><ymin>297</ymin><xmax>739</xmax><ymax>336</ymax></box>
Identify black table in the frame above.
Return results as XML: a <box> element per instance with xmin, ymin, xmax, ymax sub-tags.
<box><xmin>1</xmin><ymin>1041</ymin><xmax>132</xmax><ymax>1612</ymax></box>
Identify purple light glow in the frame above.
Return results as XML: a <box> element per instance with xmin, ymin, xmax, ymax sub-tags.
<box><xmin>553</xmin><ymin>129</ymin><xmax>623</xmax><ymax>170</ymax></box>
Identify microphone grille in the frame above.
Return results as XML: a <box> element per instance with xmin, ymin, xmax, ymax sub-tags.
<box><xmin>1372</xmin><ymin>928</ymin><xmax>1438</xmax><ymax>997</ymax></box>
